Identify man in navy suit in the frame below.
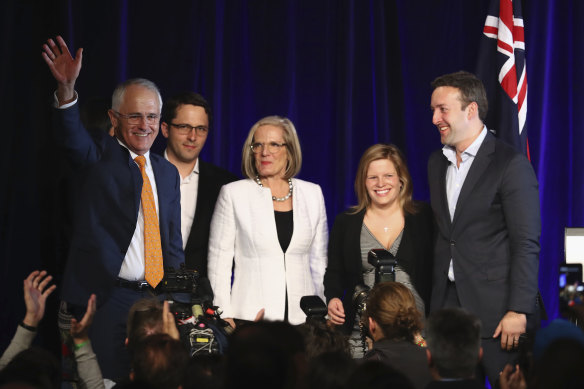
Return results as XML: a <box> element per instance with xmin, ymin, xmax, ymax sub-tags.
<box><xmin>427</xmin><ymin>71</ymin><xmax>541</xmax><ymax>387</ymax></box>
<box><xmin>160</xmin><ymin>92</ymin><xmax>237</xmax><ymax>275</ymax></box>
<box><xmin>42</xmin><ymin>36</ymin><xmax>184</xmax><ymax>380</ymax></box>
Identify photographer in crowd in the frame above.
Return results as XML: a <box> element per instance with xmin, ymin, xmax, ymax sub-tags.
<box><xmin>362</xmin><ymin>282</ymin><xmax>432</xmax><ymax>389</ymax></box>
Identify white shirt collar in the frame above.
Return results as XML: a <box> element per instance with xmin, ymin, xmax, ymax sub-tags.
<box><xmin>442</xmin><ymin>125</ymin><xmax>488</xmax><ymax>163</ymax></box>
<box><xmin>117</xmin><ymin>138</ymin><xmax>151</xmax><ymax>166</ymax></box>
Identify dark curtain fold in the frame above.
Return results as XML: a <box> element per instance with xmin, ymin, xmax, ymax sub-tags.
<box><xmin>1</xmin><ymin>0</ymin><xmax>580</xmax><ymax>352</ymax></box>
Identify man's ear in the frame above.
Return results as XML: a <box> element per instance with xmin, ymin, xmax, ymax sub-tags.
<box><xmin>466</xmin><ymin>101</ymin><xmax>478</xmax><ymax>119</ymax></box>
<box><xmin>426</xmin><ymin>348</ymin><xmax>433</xmax><ymax>367</ymax></box>
<box><xmin>108</xmin><ymin>109</ymin><xmax>119</xmax><ymax>130</ymax></box>
<box><xmin>478</xmin><ymin>346</ymin><xmax>484</xmax><ymax>362</ymax></box>
<box><xmin>125</xmin><ymin>337</ymin><xmax>129</xmax><ymax>347</ymax></box>
<box><xmin>129</xmin><ymin>370</ymin><xmax>135</xmax><ymax>381</ymax></box>
<box><xmin>161</xmin><ymin>122</ymin><xmax>170</xmax><ymax>138</ymax></box>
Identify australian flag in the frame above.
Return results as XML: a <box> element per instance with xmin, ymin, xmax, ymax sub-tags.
<box><xmin>476</xmin><ymin>0</ymin><xmax>529</xmax><ymax>158</ymax></box>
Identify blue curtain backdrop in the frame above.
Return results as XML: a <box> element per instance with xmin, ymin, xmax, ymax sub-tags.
<box><xmin>1</xmin><ymin>0</ymin><xmax>581</xmax><ymax>352</ymax></box>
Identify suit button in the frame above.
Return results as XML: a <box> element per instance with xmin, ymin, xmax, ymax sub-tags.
<box><xmin>450</xmin><ymin>240</ymin><xmax>456</xmax><ymax>246</ymax></box>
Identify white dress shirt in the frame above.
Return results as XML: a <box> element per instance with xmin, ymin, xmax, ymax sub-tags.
<box><xmin>443</xmin><ymin>126</ymin><xmax>487</xmax><ymax>281</ymax></box>
<box><xmin>164</xmin><ymin>150</ymin><xmax>199</xmax><ymax>249</ymax></box>
<box><xmin>118</xmin><ymin>143</ymin><xmax>160</xmax><ymax>281</ymax></box>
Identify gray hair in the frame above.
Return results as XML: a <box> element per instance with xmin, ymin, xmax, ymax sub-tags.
<box><xmin>111</xmin><ymin>78</ymin><xmax>163</xmax><ymax>111</ymax></box>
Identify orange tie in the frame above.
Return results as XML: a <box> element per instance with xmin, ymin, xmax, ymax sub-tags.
<box><xmin>134</xmin><ymin>156</ymin><xmax>164</xmax><ymax>288</ymax></box>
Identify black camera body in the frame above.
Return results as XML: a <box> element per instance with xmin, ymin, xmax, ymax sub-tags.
<box><xmin>161</xmin><ymin>265</ymin><xmax>199</xmax><ymax>295</ymax></box>
<box><xmin>367</xmin><ymin>249</ymin><xmax>397</xmax><ymax>283</ymax></box>
<box><xmin>300</xmin><ymin>295</ymin><xmax>328</xmax><ymax>322</ymax></box>
<box><xmin>351</xmin><ymin>249</ymin><xmax>397</xmax><ymax>353</ymax></box>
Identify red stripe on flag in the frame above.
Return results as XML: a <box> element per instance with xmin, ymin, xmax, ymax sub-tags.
<box><xmin>517</xmin><ymin>75</ymin><xmax>527</xmax><ymax>111</ymax></box>
<box><xmin>497</xmin><ymin>40</ymin><xmax>514</xmax><ymax>54</ymax></box>
<box><xmin>484</xmin><ymin>26</ymin><xmax>499</xmax><ymax>35</ymax></box>
<box><xmin>500</xmin><ymin>64</ymin><xmax>518</xmax><ymax>99</ymax></box>
<box><xmin>499</xmin><ymin>0</ymin><xmax>515</xmax><ymax>34</ymax></box>
<box><xmin>513</xmin><ymin>25</ymin><xmax>525</xmax><ymax>43</ymax></box>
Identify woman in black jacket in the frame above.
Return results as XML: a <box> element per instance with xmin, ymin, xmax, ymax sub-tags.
<box><xmin>323</xmin><ymin>143</ymin><xmax>434</xmax><ymax>357</ymax></box>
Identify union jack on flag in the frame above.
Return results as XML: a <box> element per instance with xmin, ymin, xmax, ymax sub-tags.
<box><xmin>476</xmin><ymin>0</ymin><xmax>529</xmax><ymax>158</ymax></box>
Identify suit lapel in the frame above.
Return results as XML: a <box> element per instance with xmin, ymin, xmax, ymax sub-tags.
<box><xmin>451</xmin><ymin>133</ymin><xmax>495</xmax><ymax>225</ymax></box>
<box><xmin>120</xmin><ymin>145</ymin><xmax>142</xmax><ymax>219</ymax></box>
<box><xmin>150</xmin><ymin>155</ymin><xmax>165</xmax><ymax>218</ymax></box>
<box><xmin>437</xmin><ymin>155</ymin><xmax>451</xmax><ymax>228</ymax></box>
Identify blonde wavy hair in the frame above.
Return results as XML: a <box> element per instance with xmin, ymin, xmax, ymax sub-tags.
<box><xmin>241</xmin><ymin>116</ymin><xmax>302</xmax><ymax>179</ymax></box>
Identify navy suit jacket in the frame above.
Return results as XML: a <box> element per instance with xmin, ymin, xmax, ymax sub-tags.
<box><xmin>55</xmin><ymin>103</ymin><xmax>184</xmax><ymax>307</ymax></box>
<box><xmin>183</xmin><ymin>160</ymin><xmax>237</xmax><ymax>276</ymax></box>
<box><xmin>428</xmin><ymin>131</ymin><xmax>541</xmax><ymax>337</ymax></box>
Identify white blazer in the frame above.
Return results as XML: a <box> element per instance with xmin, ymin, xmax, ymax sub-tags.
<box><xmin>207</xmin><ymin>178</ymin><xmax>328</xmax><ymax>324</ymax></box>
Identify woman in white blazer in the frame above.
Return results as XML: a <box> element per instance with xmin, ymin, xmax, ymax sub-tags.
<box><xmin>208</xmin><ymin>116</ymin><xmax>328</xmax><ymax>326</ymax></box>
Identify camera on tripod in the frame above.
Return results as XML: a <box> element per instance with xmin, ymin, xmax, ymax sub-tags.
<box><xmin>351</xmin><ymin>249</ymin><xmax>397</xmax><ymax>352</ymax></box>
<box><xmin>351</xmin><ymin>249</ymin><xmax>397</xmax><ymax>313</ymax></box>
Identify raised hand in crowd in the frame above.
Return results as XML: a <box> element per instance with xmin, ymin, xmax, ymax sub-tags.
<box><xmin>162</xmin><ymin>301</ymin><xmax>180</xmax><ymax>341</ymax></box>
<box><xmin>499</xmin><ymin>364</ymin><xmax>527</xmax><ymax>389</ymax></box>
<box><xmin>71</xmin><ymin>294</ymin><xmax>97</xmax><ymax>346</ymax></box>
<box><xmin>22</xmin><ymin>270</ymin><xmax>57</xmax><ymax>328</ymax></box>
<box><xmin>41</xmin><ymin>35</ymin><xmax>83</xmax><ymax>104</ymax></box>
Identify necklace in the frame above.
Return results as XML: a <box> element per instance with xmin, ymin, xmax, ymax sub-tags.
<box><xmin>255</xmin><ymin>176</ymin><xmax>293</xmax><ymax>202</ymax></box>
<box><xmin>383</xmin><ymin>227</ymin><xmax>389</xmax><ymax>233</ymax></box>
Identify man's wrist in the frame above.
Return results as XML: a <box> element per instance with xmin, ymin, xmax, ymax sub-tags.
<box><xmin>19</xmin><ymin>320</ymin><xmax>38</xmax><ymax>332</ymax></box>
<box><xmin>56</xmin><ymin>85</ymin><xmax>76</xmax><ymax>106</ymax></box>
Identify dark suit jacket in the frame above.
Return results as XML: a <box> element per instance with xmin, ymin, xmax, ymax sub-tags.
<box><xmin>427</xmin><ymin>131</ymin><xmax>541</xmax><ymax>337</ymax></box>
<box><xmin>54</xmin><ymin>103</ymin><xmax>184</xmax><ymax>307</ymax></box>
<box><xmin>323</xmin><ymin>203</ymin><xmax>434</xmax><ymax>333</ymax></box>
<box><xmin>183</xmin><ymin>160</ymin><xmax>237</xmax><ymax>275</ymax></box>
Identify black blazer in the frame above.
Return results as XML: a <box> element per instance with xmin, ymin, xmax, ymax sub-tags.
<box><xmin>183</xmin><ymin>160</ymin><xmax>237</xmax><ymax>276</ymax></box>
<box><xmin>323</xmin><ymin>203</ymin><xmax>434</xmax><ymax>333</ymax></box>
<box><xmin>428</xmin><ymin>131</ymin><xmax>541</xmax><ymax>337</ymax></box>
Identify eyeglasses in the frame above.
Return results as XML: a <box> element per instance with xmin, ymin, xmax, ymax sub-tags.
<box><xmin>250</xmin><ymin>142</ymin><xmax>287</xmax><ymax>154</ymax></box>
<box><xmin>169</xmin><ymin>123</ymin><xmax>209</xmax><ymax>136</ymax></box>
<box><xmin>114</xmin><ymin>111</ymin><xmax>160</xmax><ymax>125</ymax></box>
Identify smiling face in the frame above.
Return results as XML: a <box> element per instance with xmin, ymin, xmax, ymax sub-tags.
<box><xmin>430</xmin><ymin>86</ymin><xmax>476</xmax><ymax>151</ymax></box>
<box><xmin>161</xmin><ymin>104</ymin><xmax>208</xmax><ymax>165</ymax></box>
<box><xmin>253</xmin><ymin>124</ymin><xmax>288</xmax><ymax>179</ymax></box>
<box><xmin>365</xmin><ymin>158</ymin><xmax>402</xmax><ymax>209</ymax></box>
<box><xmin>109</xmin><ymin>84</ymin><xmax>160</xmax><ymax>155</ymax></box>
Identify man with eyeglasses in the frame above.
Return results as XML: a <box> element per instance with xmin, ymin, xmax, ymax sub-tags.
<box><xmin>42</xmin><ymin>36</ymin><xmax>184</xmax><ymax>381</ymax></box>
<box><xmin>160</xmin><ymin>92</ymin><xmax>237</xmax><ymax>276</ymax></box>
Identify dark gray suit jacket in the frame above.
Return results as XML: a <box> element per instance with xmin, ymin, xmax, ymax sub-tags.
<box><xmin>428</xmin><ymin>131</ymin><xmax>541</xmax><ymax>337</ymax></box>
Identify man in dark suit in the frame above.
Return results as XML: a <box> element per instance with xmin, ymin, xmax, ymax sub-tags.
<box><xmin>42</xmin><ymin>36</ymin><xmax>184</xmax><ymax>380</ymax></box>
<box><xmin>427</xmin><ymin>71</ymin><xmax>540</xmax><ymax>386</ymax></box>
<box><xmin>160</xmin><ymin>92</ymin><xmax>237</xmax><ymax>275</ymax></box>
